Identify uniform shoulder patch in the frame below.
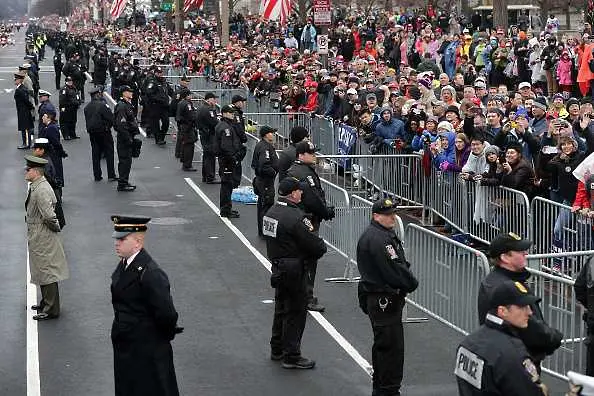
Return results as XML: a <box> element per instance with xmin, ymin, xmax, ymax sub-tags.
<box><xmin>188</xmin><ymin>104</ymin><xmax>192</xmax><ymax>110</ymax></box>
<box><xmin>455</xmin><ymin>346</ymin><xmax>484</xmax><ymax>390</ymax></box>
<box><xmin>262</xmin><ymin>216</ymin><xmax>278</xmax><ymax>238</ymax></box>
<box><xmin>307</xmin><ymin>175</ymin><xmax>315</xmax><ymax>187</ymax></box>
<box><xmin>386</xmin><ymin>245</ymin><xmax>397</xmax><ymax>259</ymax></box>
<box><xmin>265</xmin><ymin>150</ymin><xmax>270</xmax><ymax>159</ymax></box>
<box><xmin>523</xmin><ymin>358</ymin><xmax>539</xmax><ymax>382</ymax></box>
<box><xmin>61</xmin><ymin>90</ymin><xmax>66</xmax><ymax>94</ymax></box>
<box><xmin>225</xmin><ymin>129</ymin><xmax>231</xmax><ymax>137</ymax></box>
<box><xmin>302</xmin><ymin>217</ymin><xmax>314</xmax><ymax>232</ymax></box>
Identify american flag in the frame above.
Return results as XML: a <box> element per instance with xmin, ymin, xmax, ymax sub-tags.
<box><xmin>261</xmin><ymin>0</ymin><xmax>291</xmax><ymax>24</ymax></box>
<box><xmin>110</xmin><ymin>0</ymin><xmax>127</xmax><ymax>19</ymax></box>
<box><xmin>183</xmin><ymin>0</ymin><xmax>204</xmax><ymax>12</ymax></box>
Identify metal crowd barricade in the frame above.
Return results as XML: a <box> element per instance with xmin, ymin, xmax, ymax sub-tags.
<box><xmin>530</xmin><ymin>197</ymin><xmax>594</xmax><ymax>256</ymax></box>
<box><xmin>319</xmin><ymin>179</ymin><xmax>356</xmax><ymax>282</ymax></box>
<box><xmin>404</xmin><ymin>223</ymin><xmax>491</xmax><ymax>335</ymax></box>
<box><xmin>315</xmin><ymin>154</ymin><xmax>424</xmax><ymax>207</ymax></box>
<box><xmin>525</xmin><ymin>266</ymin><xmax>586</xmax><ymax>380</ymax></box>
<box><xmin>132</xmin><ymin>57</ymin><xmax>151</xmax><ymax>67</ymax></box>
<box><xmin>310</xmin><ymin>116</ymin><xmax>336</xmax><ymax>155</ymax></box>
<box><xmin>526</xmin><ymin>251</ymin><xmax>594</xmax><ymax>281</ymax></box>
<box><xmin>243</xmin><ymin>112</ymin><xmax>312</xmax><ymax>150</ymax></box>
<box><xmin>240</xmin><ymin>133</ymin><xmax>259</xmax><ymax>183</ymax></box>
<box><xmin>349</xmin><ymin>195</ymin><xmax>405</xmax><ymax>243</ymax></box>
<box><xmin>423</xmin><ymin>167</ymin><xmax>470</xmax><ymax>233</ymax></box>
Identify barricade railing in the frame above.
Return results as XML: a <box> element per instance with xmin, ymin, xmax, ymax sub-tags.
<box><xmin>525</xmin><ymin>266</ymin><xmax>586</xmax><ymax>380</ymax></box>
<box><xmin>319</xmin><ymin>179</ymin><xmax>356</xmax><ymax>282</ymax></box>
<box><xmin>241</xmin><ymin>133</ymin><xmax>259</xmax><ymax>183</ymax></box>
<box><xmin>315</xmin><ymin>154</ymin><xmax>424</xmax><ymax>207</ymax></box>
<box><xmin>404</xmin><ymin>223</ymin><xmax>491</xmax><ymax>335</ymax></box>
<box><xmin>243</xmin><ymin>112</ymin><xmax>312</xmax><ymax>150</ymax></box>
<box><xmin>527</xmin><ymin>251</ymin><xmax>594</xmax><ymax>280</ymax></box>
<box><xmin>310</xmin><ymin>116</ymin><xmax>336</xmax><ymax>155</ymax></box>
<box><xmin>423</xmin><ymin>167</ymin><xmax>470</xmax><ymax>234</ymax></box>
<box><xmin>530</xmin><ymin>197</ymin><xmax>594</xmax><ymax>255</ymax></box>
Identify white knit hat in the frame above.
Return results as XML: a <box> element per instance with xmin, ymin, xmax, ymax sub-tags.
<box><xmin>437</xmin><ymin>121</ymin><xmax>454</xmax><ymax>133</ymax></box>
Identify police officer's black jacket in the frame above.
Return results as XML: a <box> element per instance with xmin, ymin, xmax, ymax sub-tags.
<box><xmin>214</xmin><ymin>117</ymin><xmax>247</xmax><ymax>161</ymax></box>
<box><xmin>62</xmin><ymin>60</ymin><xmax>83</xmax><ymax>82</ymax></box>
<box><xmin>176</xmin><ymin>99</ymin><xmax>198</xmax><ymax>139</ymax></box>
<box><xmin>575</xmin><ymin>257</ymin><xmax>594</xmax><ymax>330</ymax></box>
<box><xmin>59</xmin><ymin>85</ymin><xmax>79</xmax><ymax>108</ymax></box>
<box><xmin>114</xmin><ymin>99</ymin><xmax>139</xmax><ymax>145</ymax></box>
<box><xmin>278</xmin><ymin>144</ymin><xmax>297</xmax><ymax>181</ymax></box>
<box><xmin>145</xmin><ymin>77</ymin><xmax>171</xmax><ymax>109</ymax></box>
<box><xmin>84</xmin><ymin>97</ymin><xmax>114</xmax><ymax>134</ymax></box>
<box><xmin>252</xmin><ymin>139</ymin><xmax>279</xmax><ymax>179</ymax></box>
<box><xmin>456</xmin><ymin>314</ymin><xmax>547</xmax><ymax>396</ymax></box>
<box><xmin>230</xmin><ymin>104</ymin><xmax>246</xmax><ymax>135</ymax></box>
<box><xmin>264</xmin><ymin>198</ymin><xmax>327</xmax><ymax>261</ymax></box>
<box><xmin>478</xmin><ymin>266</ymin><xmax>562</xmax><ymax>359</ymax></box>
<box><xmin>53</xmin><ymin>52</ymin><xmax>63</xmax><ymax>70</ymax></box>
<box><xmin>287</xmin><ymin>160</ymin><xmax>331</xmax><ymax>222</ymax></box>
<box><xmin>357</xmin><ymin>220</ymin><xmax>418</xmax><ymax>298</ymax></box>
<box><xmin>196</xmin><ymin>102</ymin><xmax>219</xmax><ymax>134</ymax></box>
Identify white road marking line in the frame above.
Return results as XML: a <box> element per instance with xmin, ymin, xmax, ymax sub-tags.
<box><xmin>184</xmin><ymin>178</ymin><xmax>373</xmax><ymax>376</ymax></box>
<box><xmin>26</xmin><ymin>248</ymin><xmax>41</xmax><ymax>396</ymax></box>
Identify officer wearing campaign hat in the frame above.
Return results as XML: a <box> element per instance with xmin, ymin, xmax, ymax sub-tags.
<box><xmin>263</xmin><ymin>178</ymin><xmax>327</xmax><ymax>369</ymax></box>
<box><xmin>287</xmin><ymin>140</ymin><xmax>335</xmax><ymax>312</ymax></box>
<box><xmin>357</xmin><ymin>198</ymin><xmax>418</xmax><ymax>396</ymax></box>
<box><xmin>456</xmin><ymin>280</ymin><xmax>548</xmax><ymax>395</ymax></box>
<box><xmin>110</xmin><ymin>215</ymin><xmax>182</xmax><ymax>395</ymax></box>
<box><xmin>478</xmin><ymin>233</ymin><xmax>562</xmax><ymax>369</ymax></box>
<box><xmin>251</xmin><ymin>125</ymin><xmax>279</xmax><ymax>236</ymax></box>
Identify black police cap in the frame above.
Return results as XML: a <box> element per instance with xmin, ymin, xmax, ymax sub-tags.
<box><xmin>259</xmin><ymin>125</ymin><xmax>277</xmax><ymax>137</ymax></box>
<box><xmin>372</xmin><ymin>198</ymin><xmax>397</xmax><ymax>214</ymax></box>
<box><xmin>488</xmin><ymin>280</ymin><xmax>540</xmax><ymax>311</ymax></box>
<box><xmin>488</xmin><ymin>232</ymin><xmax>532</xmax><ymax>258</ymax></box>
<box><xmin>278</xmin><ymin>177</ymin><xmax>306</xmax><ymax>196</ymax></box>
<box><xmin>295</xmin><ymin>141</ymin><xmax>316</xmax><ymax>155</ymax></box>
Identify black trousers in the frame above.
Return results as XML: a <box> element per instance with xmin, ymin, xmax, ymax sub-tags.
<box><xmin>175</xmin><ymin>122</ymin><xmax>182</xmax><ymax>159</ymax></box>
<box><xmin>587</xmin><ymin>334</ymin><xmax>594</xmax><ymax>376</ymax></box>
<box><xmin>256</xmin><ymin>178</ymin><xmax>275</xmax><ymax>235</ymax></box>
<box><xmin>117</xmin><ymin>146</ymin><xmax>132</xmax><ymax>186</ymax></box>
<box><xmin>270</xmin><ymin>273</ymin><xmax>307</xmax><ymax>358</ymax></box>
<box><xmin>60</xmin><ymin>107</ymin><xmax>78</xmax><ymax>139</ymax></box>
<box><xmin>40</xmin><ymin>282</ymin><xmax>60</xmax><ymax>317</ymax></box>
<box><xmin>54</xmin><ymin>67</ymin><xmax>62</xmax><ymax>90</ymax></box>
<box><xmin>199</xmin><ymin>134</ymin><xmax>216</xmax><ymax>181</ymax></box>
<box><xmin>219</xmin><ymin>158</ymin><xmax>241</xmax><ymax>213</ymax></box>
<box><xmin>304</xmin><ymin>223</ymin><xmax>321</xmax><ymax>304</ymax></box>
<box><xmin>147</xmin><ymin>109</ymin><xmax>169</xmax><ymax>143</ymax></box>
<box><xmin>181</xmin><ymin>137</ymin><xmax>195</xmax><ymax>169</ymax></box>
<box><xmin>90</xmin><ymin>132</ymin><xmax>116</xmax><ymax>179</ymax></box>
<box><xmin>367</xmin><ymin>295</ymin><xmax>405</xmax><ymax>396</ymax></box>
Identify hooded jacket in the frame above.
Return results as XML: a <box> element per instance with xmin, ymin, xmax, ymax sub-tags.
<box><xmin>432</xmin><ymin>131</ymin><xmax>456</xmax><ymax>168</ymax></box>
<box><xmin>374</xmin><ymin>108</ymin><xmax>407</xmax><ymax>145</ymax></box>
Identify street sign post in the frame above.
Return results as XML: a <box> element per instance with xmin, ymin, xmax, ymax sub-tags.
<box><xmin>313</xmin><ymin>0</ymin><xmax>331</xmax><ymax>26</ymax></box>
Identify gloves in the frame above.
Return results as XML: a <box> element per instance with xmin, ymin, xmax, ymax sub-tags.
<box><xmin>325</xmin><ymin>206</ymin><xmax>336</xmax><ymax>220</ymax></box>
<box><xmin>439</xmin><ymin>161</ymin><xmax>450</xmax><ymax>171</ymax></box>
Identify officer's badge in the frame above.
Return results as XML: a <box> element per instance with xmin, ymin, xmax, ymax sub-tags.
<box><xmin>522</xmin><ymin>359</ymin><xmax>539</xmax><ymax>382</ymax></box>
<box><xmin>137</xmin><ymin>266</ymin><xmax>143</xmax><ymax>271</ymax></box>
<box><xmin>210</xmin><ymin>111</ymin><xmax>215</xmax><ymax>117</ymax></box>
<box><xmin>120</xmin><ymin>117</ymin><xmax>126</xmax><ymax>123</ymax></box>
<box><xmin>303</xmin><ymin>217</ymin><xmax>314</xmax><ymax>232</ymax></box>
<box><xmin>175</xmin><ymin>94</ymin><xmax>180</xmax><ymax>99</ymax></box>
<box><xmin>508</xmin><ymin>232</ymin><xmax>521</xmax><ymax>240</ymax></box>
<box><xmin>307</xmin><ymin>175</ymin><xmax>315</xmax><ymax>187</ymax></box>
<box><xmin>105</xmin><ymin>104</ymin><xmax>110</xmax><ymax>108</ymax></box>
<box><xmin>515</xmin><ymin>282</ymin><xmax>528</xmax><ymax>293</ymax></box>
<box><xmin>385</xmin><ymin>245</ymin><xmax>397</xmax><ymax>259</ymax></box>
<box><xmin>225</xmin><ymin>129</ymin><xmax>231</xmax><ymax>137</ymax></box>
<box><xmin>265</xmin><ymin>151</ymin><xmax>270</xmax><ymax>159</ymax></box>
<box><xmin>188</xmin><ymin>104</ymin><xmax>192</xmax><ymax>110</ymax></box>
<box><xmin>61</xmin><ymin>90</ymin><xmax>66</xmax><ymax>94</ymax></box>
<box><xmin>384</xmin><ymin>199</ymin><xmax>393</xmax><ymax>207</ymax></box>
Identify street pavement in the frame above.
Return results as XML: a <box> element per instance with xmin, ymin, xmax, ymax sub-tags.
<box><xmin>0</xmin><ymin>31</ymin><xmax>569</xmax><ymax>395</ymax></box>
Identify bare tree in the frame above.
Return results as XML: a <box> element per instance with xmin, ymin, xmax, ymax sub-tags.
<box><xmin>31</xmin><ymin>0</ymin><xmax>71</xmax><ymax>16</ymax></box>
<box><xmin>292</xmin><ymin>0</ymin><xmax>312</xmax><ymax>24</ymax></box>
<box><xmin>492</xmin><ymin>0</ymin><xmax>508</xmax><ymax>31</ymax></box>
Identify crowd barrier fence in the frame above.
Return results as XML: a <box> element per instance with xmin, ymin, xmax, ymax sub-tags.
<box><xmin>243</xmin><ymin>112</ymin><xmax>312</xmax><ymax>150</ymax></box>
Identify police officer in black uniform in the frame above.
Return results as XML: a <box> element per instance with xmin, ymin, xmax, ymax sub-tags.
<box><xmin>53</xmin><ymin>48</ymin><xmax>63</xmax><ymax>90</ymax></box>
<box><xmin>478</xmin><ymin>233</ymin><xmax>563</xmax><ymax>369</ymax></box>
<box><xmin>62</xmin><ymin>52</ymin><xmax>86</xmax><ymax>102</ymax></box>
<box><xmin>357</xmin><ymin>198</ymin><xmax>419</xmax><ymax>396</ymax></box>
<box><xmin>214</xmin><ymin>105</ymin><xmax>247</xmax><ymax>218</ymax></box>
<box><xmin>252</xmin><ymin>125</ymin><xmax>279</xmax><ymax>237</ymax></box>
<box><xmin>456</xmin><ymin>281</ymin><xmax>549</xmax><ymax>395</ymax></box>
<box><xmin>169</xmin><ymin>75</ymin><xmax>191</xmax><ymax>160</ymax></box>
<box><xmin>230</xmin><ymin>94</ymin><xmax>247</xmax><ymax>132</ymax></box>
<box><xmin>175</xmin><ymin>88</ymin><xmax>199</xmax><ymax>172</ymax></box>
<box><xmin>574</xmin><ymin>254</ymin><xmax>594</xmax><ymax>375</ymax></box>
<box><xmin>110</xmin><ymin>215</ymin><xmax>182</xmax><ymax>396</ymax></box>
<box><xmin>113</xmin><ymin>85</ymin><xmax>141</xmax><ymax>192</ymax></box>
<box><xmin>118</xmin><ymin>60</ymin><xmax>140</xmax><ymax>117</ymax></box>
<box><xmin>145</xmin><ymin>67</ymin><xmax>172</xmax><ymax>146</ymax></box>
<box><xmin>264</xmin><ymin>177</ymin><xmax>327</xmax><ymax>369</ymax></box>
<box><xmin>84</xmin><ymin>86</ymin><xmax>117</xmax><ymax>182</ymax></box>
<box><xmin>110</xmin><ymin>53</ymin><xmax>123</xmax><ymax>98</ymax></box>
<box><xmin>288</xmin><ymin>141</ymin><xmax>335</xmax><ymax>312</ymax></box>
<box><xmin>196</xmin><ymin>92</ymin><xmax>220</xmax><ymax>183</ymax></box>
<box><xmin>278</xmin><ymin>126</ymin><xmax>309</xmax><ymax>181</ymax></box>
<box><xmin>92</xmin><ymin>47</ymin><xmax>109</xmax><ymax>87</ymax></box>
<box><xmin>58</xmin><ymin>76</ymin><xmax>80</xmax><ymax>140</ymax></box>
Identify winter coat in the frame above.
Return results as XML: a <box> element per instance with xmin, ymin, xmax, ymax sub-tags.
<box><xmin>548</xmin><ymin>150</ymin><xmax>584</xmax><ymax>203</ymax></box>
<box><xmin>374</xmin><ymin>111</ymin><xmax>407</xmax><ymax>145</ymax></box>
<box><xmin>462</xmin><ymin>144</ymin><xmax>490</xmax><ymax>175</ymax></box>
<box><xmin>26</xmin><ymin>176</ymin><xmax>68</xmax><ymax>286</ymax></box>
<box><xmin>15</xmin><ymin>84</ymin><xmax>34</xmax><ymax>131</ymax></box>
<box><xmin>556</xmin><ymin>58</ymin><xmax>573</xmax><ymax>85</ymax></box>
<box><xmin>432</xmin><ymin>131</ymin><xmax>456</xmax><ymax>168</ymax></box>
<box><xmin>500</xmin><ymin>158</ymin><xmax>536</xmax><ymax>197</ymax></box>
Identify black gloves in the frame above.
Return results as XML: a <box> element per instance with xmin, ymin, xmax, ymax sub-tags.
<box><xmin>325</xmin><ymin>206</ymin><xmax>336</xmax><ymax>220</ymax></box>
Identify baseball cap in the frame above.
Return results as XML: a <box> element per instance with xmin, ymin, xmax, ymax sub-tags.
<box><xmin>231</xmin><ymin>94</ymin><xmax>247</xmax><ymax>103</ymax></box>
<box><xmin>518</xmin><ymin>82</ymin><xmax>532</xmax><ymax>90</ymax></box>
<box><xmin>372</xmin><ymin>198</ymin><xmax>397</xmax><ymax>214</ymax></box>
<box><xmin>220</xmin><ymin>105</ymin><xmax>235</xmax><ymax>114</ymax></box>
<box><xmin>488</xmin><ymin>280</ymin><xmax>540</xmax><ymax>311</ymax></box>
<box><xmin>259</xmin><ymin>125</ymin><xmax>277</xmax><ymax>137</ymax></box>
<box><xmin>366</xmin><ymin>93</ymin><xmax>377</xmax><ymax>100</ymax></box>
<box><xmin>278</xmin><ymin>177</ymin><xmax>307</xmax><ymax>196</ymax></box>
<box><xmin>347</xmin><ymin>88</ymin><xmax>358</xmax><ymax>95</ymax></box>
<box><xmin>489</xmin><ymin>232</ymin><xmax>532</xmax><ymax>258</ymax></box>
<box><xmin>473</xmin><ymin>81</ymin><xmax>486</xmax><ymax>89</ymax></box>
<box><xmin>295</xmin><ymin>141</ymin><xmax>316</xmax><ymax>155</ymax></box>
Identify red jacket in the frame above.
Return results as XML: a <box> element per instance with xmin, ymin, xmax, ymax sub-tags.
<box><xmin>573</xmin><ymin>181</ymin><xmax>590</xmax><ymax>208</ymax></box>
<box><xmin>300</xmin><ymin>91</ymin><xmax>319</xmax><ymax>113</ymax></box>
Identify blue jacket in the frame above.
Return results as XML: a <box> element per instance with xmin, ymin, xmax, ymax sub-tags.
<box><xmin>432</xmin><ymin>131</ymin><xmax>456</xmax><ymax>167</ymax></box>
<box><xmin>412</xmin><ymin>130</ymin><xmax>439</xmax><ymax>151</ymax></box>
<box><xmin>375</xmin><ymin>110</ymin><xmax>406</xmax><ymax>145</ymax></box>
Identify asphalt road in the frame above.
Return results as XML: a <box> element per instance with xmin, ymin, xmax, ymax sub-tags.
<box><xmin>0</xmin><ymin>30</ymin><xmax>570</xmax><ymax>396</ymax></box>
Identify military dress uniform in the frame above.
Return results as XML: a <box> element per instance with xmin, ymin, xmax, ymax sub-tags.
<box><xmin>251</xmin><ymin>125</ymin><xmax>279</xmax><ymax>236</ymax></box>
<box><xmin>456</xmin><ymin>281</ymin><xmax>548</xmax><ymax>396</ymax></box>
<box><xmin>113</xmin><ymin>86</ymin><xmax>140</xmax><ymax>191</ymax></box>
<box><xmin>195</xmin><ymin>93</ymin><xmax>219</xmax><ymax>182</ymax></box>
<box><xmin>264</xmin><ymin>178</ymin><xmax>327</xmax><ymax>368</ymax></box>
<box><xmin>58</xmin><ymin>78</ymin><xmax>80</xmax><ymax>140</ymax></box>
<box><xmin>38</xmin><ymin>90</ymin><xmax>56</xmax><ymax>134</ymax></box>
<box><xmin>175</xmin><ymin>90</ymin><xmax>199</xmax><ymax>171</ymax></box>
<box><xmin>84</xmin><ymin>87</ymin><xmax>116</xmax><ymax>181</ymax></box>
<box><xmin>357</xmin><ymin>199</ymin><xmax>419</xmax><ymax>396</ymax></box>
<box><xmin>110</xmin><ymin>215</ymin><xmax>182</xmax><ymax>396</ymax></box>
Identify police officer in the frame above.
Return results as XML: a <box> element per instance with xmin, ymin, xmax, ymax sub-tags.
<box><xmin>252</xmin><ymin>125</ymin><xmax>279</xmax><ymax>237</ymax></box>
<box><xmin>58</xmin><ymin>76</ymin><xmax>80</xmax><ymax>140</ymax></box>
<box><xmin>456</xmin><ymin>281</ymin><xmax>548</xmax><ymax>395</ymax></box>
<box><xmin>230</xmin><ymin>94</ymin><xmax>247</xmax><ymax>134</ymax></box>
<box><xmin>175</xmin><ymin>88</ymin><xmax>199</xmax><ymax>172</ymax></box>
<box><xmin>113</xmin><ymin>85</ymin><xmax>140</xmax><ymax>192</ymax></box>
<box><xmin>62</xmin><ymin>52</ymin><xmax>86</xmax><ymax>102</ymax></box>
<box><xmin>53</xmin><ymin>48</ymin><xmax>63</xmax><ymax>90</ymax></box>
<box><xmin>38</xmin><ymin>89</ymin><xmax>56</xmax><ymax>134</ymax></box>
<box><xmin>110</xmin><ymin>215</ymin><xmax>182</xmax><ymax>395</ymax></box>
<box><xmin>145</xmin><ymin>67</ymin><xmax>171</xmax><ymax>146</ymax></box>
<box><xmin>84</xmin><ymin>86</ymin><xmax>117</xmax><ymax>182</ymax></box>
<box><xmin>288</xmin><ymin>141</ymin><xmax>335</xmax><ymax>312</ymax></box>
<box><xmin>574</xmin><ymin>254</ymin><xmax>594</xmax><ymax>375</ymax></box>
<box><xmin>92</xmin><ymin>47</ymin><xmax>108</xmax><ymax>87</ymax></box>
<box><xmin>278</xmin><ymin>126</ymin><xmax>309</xmax><ymax>181</ymax></box>
<box><xmin>264</xmin><ymin>177</ymin><xmax>327</xmax><ymax>369</ymax></box>
<box><xmin>214</xmin><ymin>105</ymin><xmax>247</xmax><ymax>218</ymax></box>
<box><xmin>357</xmin><ymin>198</ymin><xmax>419</xmax><ymax>396</ymax></box>
<box><xmin>196</xmin><ymin>92</ymin><xmax>220</xmax><ymax>183</ymax></box>
<box><xmin>478</xmin><ymin>233</ymin><xmax>563</xmax><ymax>368</ymax></box>
<box><xmin>170</xmin><ymin>76</ymin><xmax>191</xmax><ymax>159</ymax></box>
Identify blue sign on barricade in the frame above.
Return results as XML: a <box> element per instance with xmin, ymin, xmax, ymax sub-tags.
<box><xmin>336</xmin><ymin>123</ymin><xmax>357</xmax><ymax>168</ymax></box>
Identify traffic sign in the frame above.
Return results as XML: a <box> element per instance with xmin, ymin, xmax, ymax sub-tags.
<box><xmin>313</xmin><ymin>0</ymin><xmax>331</xmax><ymax>25</ymax></box>
<box><xmin>317</xmin><ymin>35</ymin><xmax>328</xmax><ymax>54</ymax></box>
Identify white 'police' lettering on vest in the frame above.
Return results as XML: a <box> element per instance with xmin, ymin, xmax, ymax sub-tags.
<box><xmin>262</xmin><ymin>216</ymin><xmax>278</xmax><ymax>238</ymax></box>
<box><xmin>454</xmin><ymin>346</ymin><xmax>484</xmax><ymax>389</ymax></box>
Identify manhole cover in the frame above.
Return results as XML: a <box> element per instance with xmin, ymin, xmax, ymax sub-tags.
<box><xmin>132</xmin><ymin>201</ymin><xmax>174</xmax><ymax>207</ymax></box>
<box><xmin>149</xmin><ymin>217</ymin><xmax>191</xmax><ymax>226</ymax></box>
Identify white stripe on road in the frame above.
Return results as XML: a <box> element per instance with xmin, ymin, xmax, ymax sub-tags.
<box><xmin>26</xmin><ymin>248</ymin><xmax>41</xmax><ymax>396</ymax></box>
<box><xmin>183</xmin><ymin>178</ymin><xmax>373</xmax><ymax>376</ymax></box>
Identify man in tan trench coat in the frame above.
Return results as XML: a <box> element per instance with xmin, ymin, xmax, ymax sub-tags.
<box><xmin>25</xmin><ymin>155</ymin><xmax>68</xmax><ymax>321</ymax></box>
